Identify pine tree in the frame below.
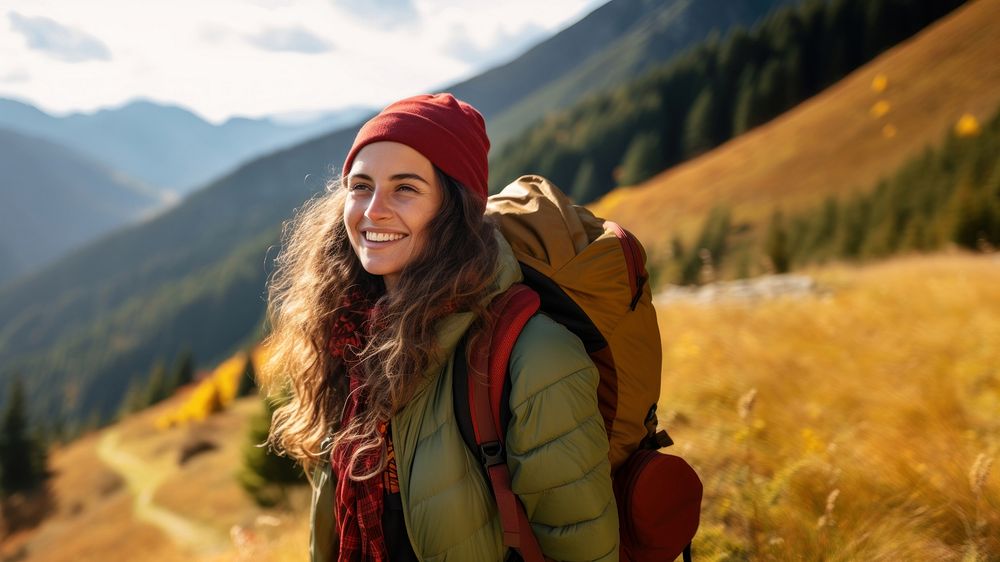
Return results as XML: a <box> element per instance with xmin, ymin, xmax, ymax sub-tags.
<box><xmin>237</xmin><ymin>353</ymin><xmax>258</xmax><ymax>399</ymax></box>
<box><xmin>766</xmin><ymin>210</ymin><xmax>792</xmax><ymax>273</ymax></box>
<box><xmin>755</xmin><ymin>59</ymin><xmax>785</xmax><ymax>125</ymax></box>
<box><xmin>900</xmin><ymin>213</ymin><xmax>934</xmax><ymax>252</ymax></box>
<box><xmin>809</xmin><ymin>197</ymin><xmax>840</xmax><ymax>260</ymax></box>
<box><xmin>679</xmin><ymin>206</ymin><xmax>731</xmax><ymax>285</ymax></box>
<box><xmin>205</xmin><ymin>384</ymin><xmax>225</xmax><ymax>415</ymax></box>
<box><xmin>570</xmin><ymin>160</ymin><xmax>604</xmax><ymax>204</ymax></box>
<box><xmin>144</xmin><ymin>361</ymin><xmax>170</xmax><ymax>406</ymax></box>
<box><xmin>170</xmin><ymin>350</ymin><xmax>195</xmax><ymax>392</ymax></box>
<box><xmin>732</xmin><ymin>67</ymin><xmax>759</xmax><ymax>135</ymax></box>
<box><xmin>682</xmin><ymin>87</ymin><xmax>718</xmax><ymax>158</ymax></box>
<box><xmin>238</xmin><ymin>397</ymin><xmax>305</xmax><ymax>507</ymax></box>
<box><xmin>837</xmin><ymin>197</ymin><xmax>871</xmax><ymax>259</ymax></box>
<box><xmin>118</xmin><ymin>377</ymin><xmax>147</xmax><ymax>417</ymax></box>
<box><xmin>618</xmin><ymin>132</ymin><xmax>664</xmax><ymax>186</ymax></box>
<box><xmin>0</xmin><ymin>376</ymin><xmax>44</xmax><ymax>495</ymax></box>
<box><xmin>952</xmin><ymin>184</ymin><xmax>1000</xmax><ymax>250</ymax></box>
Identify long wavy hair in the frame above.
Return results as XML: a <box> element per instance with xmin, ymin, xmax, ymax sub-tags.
<box><xmin>261</xmin><ymin>168</ymin><xmax>499</xmax><ymax>479</ymax></box>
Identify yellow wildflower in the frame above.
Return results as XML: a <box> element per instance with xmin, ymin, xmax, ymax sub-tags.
<box><xmin>871</xmin><ymin>73</ymin><xmax>888</xmax><ymax>93</ymax></box>
<box><xmin>955</xmin><ymin>113</ymin><xmax>981</xmax><ymax>137</ymax></box>
<box><xmin>801</xmin><ymin>427</ymin><xmax>823</xmax><ymax>454</ymax></box>
<box><xmin>870</xmin><ymin>100</ymin><xmax>890</xmax><ymax>118</ymax></box>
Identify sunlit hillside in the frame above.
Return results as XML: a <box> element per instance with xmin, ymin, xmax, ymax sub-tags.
<box><xmin>3</xmin><ymin>251</ymin><xmax>993</xmax><ymax>561</ymax></box>
<box><xmin>658</xmin><ymin>250</ymin><xmax>999</xmax><ymax>559</ymax></box>
<box><xmin>0</xmin><ymin>384</ymin><xmax>311</xmax><ymax>562</ymax></box>
<box><xmin>592</xmin><ymin>0</ymin><xmax>1000</xmax><ymax>256</ymax></box>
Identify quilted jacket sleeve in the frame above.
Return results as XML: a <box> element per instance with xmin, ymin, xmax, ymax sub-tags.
<box><xmin>505</xmin><ymin>314</ymin><xmax>619</xmax><ymax>562</ymax></box>
<box><xmin>309</xmin><ymin>462</ymin><xmax>337</xmax><ymax>562</ymax></box>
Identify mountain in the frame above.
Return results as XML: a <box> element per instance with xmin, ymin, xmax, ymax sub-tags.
<box><xmin>589</xmin><ymin>0</ymin><xmax>1000</xmax><ymax>257</ymax></box>
<box><xmin>0</xmin><ymin>0</ymin><xmax>790</xmax><ymax>201</ymax></box>
<box><xmin>0</xmin><ymin>128</ymin><xmax>165</xmax><ymax>286</ymax></box>
<box><xmin>0</xmin><ymin>124</ymin><xmax>359</xmax><ymax>422</ymax></box>
<box><xmin>0</xmin><ymin>98</ymin><xmax>372</xmax><ymax>194</ymax></box>
<box><xmin>480</xmin><ymin>0</ymin><xmax>802</xmax><ymax>147</ymax></box>
<box><xmin>446</xmin><ymin>0</ymin><xmax>669</xmax><ymax>120</ymax></box>
<box><xmin>0</xmin><ymin>0</ymin><xmax>818</xmax><ymax>425</ymax></box>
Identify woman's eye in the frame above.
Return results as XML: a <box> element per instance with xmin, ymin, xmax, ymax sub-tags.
<box><xmin>397</xmin><ymin>184</ymin><xmax>417</xmax><ymax>193</ymax></box>
<box><xmin>349</xmin><ymin>183</ymin><xmax>371</xmax><ymax>191</ymax></box>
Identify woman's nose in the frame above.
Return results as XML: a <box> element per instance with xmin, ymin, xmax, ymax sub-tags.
<box><xmin>364</xmin><ymin>190</ymin><xmax>392</xmax><ymax>221</ymax></box>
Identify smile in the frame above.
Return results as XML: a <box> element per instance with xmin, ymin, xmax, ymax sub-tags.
<box><xmin>365</xmin><ymin>231</ymin><xmax>407</xmax><ymax>242</ymax></box>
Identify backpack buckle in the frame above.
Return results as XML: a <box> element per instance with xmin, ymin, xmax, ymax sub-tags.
<box><xmin>479</xmin><ymin>441</ymin><xmax>505</xmax><ymax>467</ymax></box>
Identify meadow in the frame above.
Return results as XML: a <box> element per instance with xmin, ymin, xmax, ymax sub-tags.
<box><xmin>5</xmin><ymin>250</ymin><xmax>996</xmax><ymax>561</ymax></box>
<box><xmin>659</xmin><ymin>251</ymin><xmax>999</xmax><ymax>560</ymax></box>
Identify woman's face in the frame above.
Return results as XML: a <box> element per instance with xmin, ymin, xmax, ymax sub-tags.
<box><xmin>344</xmin><ymin>141</ymin><xmax>444</xmax><ymax>293</ymax></box>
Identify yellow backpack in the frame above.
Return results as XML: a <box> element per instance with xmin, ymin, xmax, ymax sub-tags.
<box><xmin>487</xmin><ymin>174</ymin><xmax>663</xmax><ymax>471</ymax></box>
<box><xmin>454</xmin><ymin>175</ymin><xmax>702</xmax><ymax>561</ymax></box>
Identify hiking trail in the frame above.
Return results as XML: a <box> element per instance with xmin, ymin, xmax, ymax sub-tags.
<box><xmin>96</xmin><ymin>429</ymin><xmax>230</xmax><ymax>555</ymax></box>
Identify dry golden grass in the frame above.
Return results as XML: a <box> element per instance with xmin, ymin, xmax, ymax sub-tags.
<box><xmin>153</xmin><ymin>398</ymin><xmax>272</xmax><ymax>534</ymax></box>
<box><xmin>1</xmin><ymin>419</ymin><xmax>189</xmax><ymax>562</ymax></box>
<box><xmin>590</xmin><ymin>0</ymin><xmax>1000</xmax><ymax>255</ymax></box>
<box><xmin>4</xmin><ymin>251</ymin><xmax>997</xmax><ymax>561</ymax></box>
<box><xmin>0</xmin><ymin>388</ymin><xmax>313</xmax><ymax>562</ymax></box>
<box><xmin>658</xmin><ymin>251</ymin><xmax>1000</xmax><ymax>560</ymax></box>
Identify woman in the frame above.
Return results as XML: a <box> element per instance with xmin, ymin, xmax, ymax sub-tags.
<box><xmin>262</xmin><ymin>93</ymin><xmax>619</xmax><ymax>561</ymax></box>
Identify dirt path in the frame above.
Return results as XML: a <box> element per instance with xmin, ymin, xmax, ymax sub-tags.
<box><xmin>97</xmin><ymin>429</ymin><xmax>230</xmax><ymax>556</ymax></box>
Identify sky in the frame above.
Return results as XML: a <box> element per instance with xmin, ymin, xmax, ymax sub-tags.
<box><xmin>0</xmin><ymin>0</ymin><xmax>605</xmax><ymax>124</ymax></box>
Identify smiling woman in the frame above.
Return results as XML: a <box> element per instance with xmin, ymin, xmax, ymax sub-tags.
<box><xmin>344</xmin><ymin>142</ymin><xmax>444</xmax><ymax>293</ymax></box>
<box><xmin>260</xmin><ymin>94</ymin><xmax>618</xmax><ymax>561</ymax></box>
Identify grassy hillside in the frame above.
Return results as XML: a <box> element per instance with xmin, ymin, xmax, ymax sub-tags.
<box><xmin>591</xmin><ymin>0</ymin><xmax>1000</xmax><ymax>256</ymax></box>
<box><xmin>658</xmin><ymin>251</ymin><xmax>999</xmax><ymax>559</ymax></box>
<box><xmin>3</xmin><ymin>250</ymin><xmax>995</xmax><ymax>560</ymax></box>
<box><xmin>0</xmin><ymin>388</ymin><xmax>311</xmax><ymax>562</ymax></box>
<box><xmin>489</xmin><ymin>0</ymin><xmax>967</xmax><ymax>201</ymax></box>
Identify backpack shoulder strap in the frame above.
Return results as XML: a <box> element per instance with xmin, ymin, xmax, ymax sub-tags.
<box><xmin>458</xmin><ymin>284</ymin><xmax>545</xmax><ymax>561</ymax></box>
<box><xmin>482</xmin><ymin>284</ymin><xmax>540</xmax><ymax>435</ymax></box>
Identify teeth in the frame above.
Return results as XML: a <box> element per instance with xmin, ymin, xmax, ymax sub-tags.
<box><xmin>365</xmin><ymin>231</ymin><xmax>405</xmax><ymax>242</ymax></box>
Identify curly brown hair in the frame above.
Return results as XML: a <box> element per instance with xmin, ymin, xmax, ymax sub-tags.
<box><xmin>261</xmin><ymin>168</ymin><xmax>499</xmax><ymax>479</ymax></box>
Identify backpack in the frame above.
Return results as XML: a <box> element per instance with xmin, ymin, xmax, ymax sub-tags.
<box><xmin>453</xmin><ymin>175</ymin><xmax>703</xmax><ymax>562</ymax></box>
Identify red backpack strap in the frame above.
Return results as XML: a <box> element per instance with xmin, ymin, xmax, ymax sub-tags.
<box><xmin>467</xmin><ymin>284</ymin><xmax>544</xmax><ymax>561</ymax></box>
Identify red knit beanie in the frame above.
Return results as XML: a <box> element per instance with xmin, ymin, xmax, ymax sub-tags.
<box><xmin>342</xmin><ymin>93</ymin><xmax>490</xmax><ymax>201</ymax></box>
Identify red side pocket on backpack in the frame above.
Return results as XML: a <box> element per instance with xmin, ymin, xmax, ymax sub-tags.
<box><xmin>613</xmin><ymin>450</ymin><xmax>703</xmax><ymax>562</ymax></box>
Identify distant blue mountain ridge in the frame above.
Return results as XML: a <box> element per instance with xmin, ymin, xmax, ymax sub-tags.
<box><xmin>0</xmin><ymin>97</ymin><xmax>372</xmax><ymax>195</ymax></box>
<box><xmin>0</xmin><ymin>126</ymin><xmax>166</xmax><ymax>286</ymax></box>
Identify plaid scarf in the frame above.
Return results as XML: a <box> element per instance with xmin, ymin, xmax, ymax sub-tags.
<box><xmin>328</xmin><ymin>293</ymin><xmax>389</xmax><ymax>562</ymax></box>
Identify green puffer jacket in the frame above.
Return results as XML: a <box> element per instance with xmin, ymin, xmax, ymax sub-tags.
<box><xmin>310</xmin><ymin>234</ymin><xmax>619</xmax><ymax>562</ymax></box>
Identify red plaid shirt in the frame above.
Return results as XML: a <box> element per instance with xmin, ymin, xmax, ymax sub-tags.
<box><xmin>331</xmin><ymin>378</ymin><xmax>390</xmax><ymax>562</ymax></box>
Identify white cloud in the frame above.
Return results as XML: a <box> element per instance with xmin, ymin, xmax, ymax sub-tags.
<box><xmin>8</xmin><ymin>12</ymin><xmax>112</xmax><ymax>63</ymax></box>
<box><xmin>0</xmin><ymin>0</ymin><xmax>606</xmax><ymax>123</ymax></box>
<box><xmin>0</xmin><ymin>68</ymin><xmax>30</xmax><ymax>84</ymax></box>
<box><xmin>332</xmin><ymin>0</ymin><xmax>418</xmax><ymax>28</ymax></box>
<box><xmin>245</xmin><ymin>26</ymin><xmax>333</xmax><ymax>54</ymax></box>
<box><xmin>445</xmin><ymin>22</ymin><xmax>547</xmax><ymax>67</ymax></box>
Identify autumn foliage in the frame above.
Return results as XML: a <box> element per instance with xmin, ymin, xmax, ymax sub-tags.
<box><xmin>156</xmin><ymin>345</ymin><xmax>269</xmax><ymax>429</ymax></box>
